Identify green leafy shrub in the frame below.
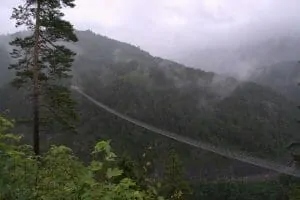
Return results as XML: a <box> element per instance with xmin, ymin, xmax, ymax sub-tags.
<box><xmin>0</xmin><ymin>115</ymin><xmax>162</xmax><ymax>200</ymax></box>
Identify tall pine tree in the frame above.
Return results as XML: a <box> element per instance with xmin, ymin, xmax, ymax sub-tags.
<box><xmin>161</xmin><ymin>148</ymin><xmax>191</xmax><ymax>200</ymax></box>
<box><xmin>9</xmin><ymin>0</ymin><xmax>78</xmax><ymax>155</ymax></box>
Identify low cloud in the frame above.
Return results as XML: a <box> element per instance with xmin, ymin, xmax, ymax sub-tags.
<box><xmin>1</xmin><ymin>0</ymin><xmax>300</xmax><ymax>75</ymax></box>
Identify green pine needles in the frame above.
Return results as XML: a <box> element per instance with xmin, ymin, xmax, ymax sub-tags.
<box><xmin>9</xmin><ymin>0</ymin><xmax>78</xmax><ymax>155</ymax></box>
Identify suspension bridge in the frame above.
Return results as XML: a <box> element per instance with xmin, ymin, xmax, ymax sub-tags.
<box><xmin>71</xmin><ymin>85</ymin><xmax>300</xmax><ymax>178</ymax></box>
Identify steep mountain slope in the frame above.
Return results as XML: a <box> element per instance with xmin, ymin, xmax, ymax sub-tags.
<box><xmin>0</xmin><ymin>47</ymin><xmax>11</xmax><ymax>86</ymax></box>
<box><xmin>77</xmin><ymin>61</ymin><xmax>299</xmax><ymax>158</ymax></box>
<box><xmin>0</xmin><ymin>30</ymin><xmax>299</xmax><ymax>179</ymax></box>
<box><xmin>249</xmin><ymin>61</ymin><xmax>300</xmax><ymax>102</ymax></box>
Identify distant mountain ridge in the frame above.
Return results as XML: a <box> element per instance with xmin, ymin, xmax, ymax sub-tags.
<box><xmin>171</xmin><ymin>36</ymin><xmax>300</xmax><ymax>78</ymax></box>
<box><xmin>0</xmin><ymin>30</ymin><xmax>299</xmax><ymax>179</ymax></box>
<box><xmin>248</xmin><ymin>61</ymin><xmax>300</xmax><ymax>102</ymax></box>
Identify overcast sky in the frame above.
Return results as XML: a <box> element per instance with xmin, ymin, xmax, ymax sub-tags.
<box><xmin>1</xmin><ymin>0</ymin><xmax>300</xmax><ymax>58</ymax></box>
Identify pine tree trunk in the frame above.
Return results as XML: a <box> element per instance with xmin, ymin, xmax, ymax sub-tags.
<box><xmin>32</xmin><ymin>0</ymin><xmax>41</xmax><ymax>155</ymax></box>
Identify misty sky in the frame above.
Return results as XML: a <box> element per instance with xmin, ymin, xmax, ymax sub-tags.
<box><xmin>1</xmin><ymin>0</ymin><xmax>300</xmax><ymax>58</ymax></box>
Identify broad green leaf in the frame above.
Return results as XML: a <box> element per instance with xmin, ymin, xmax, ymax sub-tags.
<box><xmin>90</xmin><ymin>161</ymin><xmax>103</xmax><ymax>171</ymax></box>
<box><xmin>106</xmin><ymin>167</ymin><xmax>123</xmax><ymax>179</ymax></box>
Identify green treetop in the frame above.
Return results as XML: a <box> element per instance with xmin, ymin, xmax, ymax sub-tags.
<box><xmin>9</xmin><ymin>0</ymin><xmax>78</xmax><ymax>155</ymax></box>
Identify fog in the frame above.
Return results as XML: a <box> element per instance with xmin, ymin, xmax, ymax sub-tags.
<box><xmin>1</xmin><ymin>0</ymin><xmax>300</xmax><ymax>77</ymax></box>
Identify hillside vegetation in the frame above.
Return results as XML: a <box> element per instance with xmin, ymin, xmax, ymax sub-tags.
<box><xmin>249</xmin><ymin>61</ymin><xmax>300</xmax><ymax>102</ymax></box>
<box><xmin>0</xmin><ymin>30</ymin><xmax>299</xmax><ymax>180</ymax></box>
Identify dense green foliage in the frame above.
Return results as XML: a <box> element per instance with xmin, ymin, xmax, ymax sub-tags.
<box><xmin>0</xmin><ymin>115</ymin><xmax>163</xmax><ymax>199</ymax></box>
<box><xmin>190</xmin><ymin>180</ymin><xmax>285</xmax><ymax>200</ymax></box>
<box><xmin>160</xmin><ymin>148</ymin><xmax>191</xmax><ymax>199</ymax></box>
<box><xmin>2</xmin><ymin>114</ymin><xmax>300</xmax><ymax>199</ymax></box>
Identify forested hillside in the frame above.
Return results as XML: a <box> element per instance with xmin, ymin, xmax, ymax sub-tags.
<box><xmin>0</xmin><ymin>47</ymin><xmax>11</xmax><ymax>86</ymax></box>
<box><xmin>1</xmin><ymin>30</ymin><xmax>299</xmax><ymax>180</ymax></box>
<box><xmin>3</xmin><ymin>0</ymin><xmax>300</xmax><ymax>198</ymax></box>
<box><xmin>249</xmin><ymin>61</ymin><xmax>300</xmax><ymax>102</ymax></box>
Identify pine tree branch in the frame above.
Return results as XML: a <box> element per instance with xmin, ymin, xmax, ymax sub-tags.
<box><xmin>39</xmin><ymin>33</ymin><xmax>62</xmax><ymax>52</ymax></box>
<box><xmin>41</xmin><ymin>104</ymin><xmax>78</xmax><ymax>134</ymax></box>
